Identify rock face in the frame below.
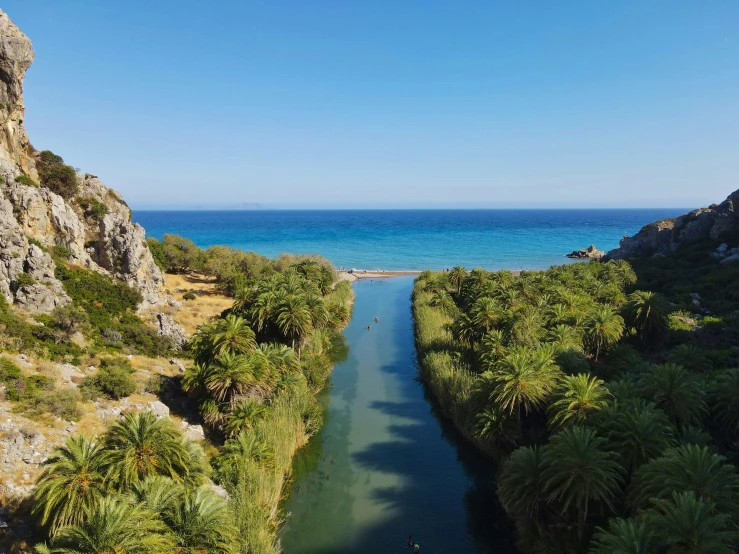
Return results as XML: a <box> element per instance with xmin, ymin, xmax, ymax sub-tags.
<box><xmin>0</xmin><ymin>9</ymin><xmax>166</xmax><ymax>311</ymax></box>
<box><xmin>0</xmin><ymin>11</ymin><xmax>36</xmax><ymax>181</ymax></box>
<box><xmin>566</xmin><ymin>245</ymin><xmax>605</xmax><ymax>260</ymax></box>
<box><xmin>606</xmin><ymin>189</ymin><xmax>739</xmax><ymax>260</ymax></box>
<box><xmin>0</xmin><ymin>195</ymin><xmax>70</xmax><ymax>311</ymax></box>
<box><xmin>155</xmin><ymin>313</ymin><xmax>187</xmax><ymax>350</ymax></box>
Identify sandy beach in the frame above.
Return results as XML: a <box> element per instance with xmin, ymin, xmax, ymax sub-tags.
<box><xmin>337</xmin><ymin>269</ymin><xmax>421</xmax><ymax>282</ymax></box>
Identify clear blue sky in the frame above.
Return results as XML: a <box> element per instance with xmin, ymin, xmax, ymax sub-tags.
<box><xmin>4</xmin><ymin>1</ymin><xmax>739</xmax><ymax>209</ymax></box>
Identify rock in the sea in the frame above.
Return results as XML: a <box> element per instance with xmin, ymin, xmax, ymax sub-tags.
<box><xmin>566</xmin><ymin>245</ymin><xmax>605</xmax><ymax>259</ymax></box>
<box><xmin>606</xmin><ymin>189</ymin><xmax>739</xmax><ymax>260</ymax></box>
<box><xmin>156</xmin><ymin>313</ymin><xmax>187</xmax><ymax>350</ymax></box>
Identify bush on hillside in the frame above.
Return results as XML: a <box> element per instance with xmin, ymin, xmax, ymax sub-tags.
<box><xmin>77</xmin><ymin>196</ymin><xmax>109</xmax><ymax>219</ymax></box>
<box><xmin>12</xmin><ymin>272</ymin><xmax>35</xmax><ymax>291</ymax></box>
<box><xmin>81</xmin><ymin>357</ymin><xmax>136</xmax><ymax>400</ymax></box>
<box><xmin>36</xmin><ymin>150</ymin><xmax>78</xmax><ymax>199</ymax></box>
<box><xmin>15</xmin><ymin>174</ymin><xmax>38</xmax><ymax>187</ymax></box>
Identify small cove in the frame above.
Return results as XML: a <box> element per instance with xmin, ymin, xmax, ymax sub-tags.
<box><xmin>278</xmin><ymin>277</ymin><xmax>516</xmax><ymax>553</ymax></box>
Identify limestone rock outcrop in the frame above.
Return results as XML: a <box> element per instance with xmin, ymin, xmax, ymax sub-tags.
<box><xmin>606</xmin><ymin>189</ymin><xmax>739</xmax><ymax>260</ymax></box>
<box><xmin>566</xmin><ymin>245</ymin><xmax>604</xmax><ymax>260</ymax></box>
<box><xmin>0</xmin><ymin>11</ymin><xmax>36</xmax><ymax>180</ymax></box>
<box><xmin>155</xmin><ymin>313</ymin><xmax>187</xmax><ymax>350</ymax></box>
<box><xmin>0</xmin><ymin>9</ymin><xmax>166</xmax><ymax>311</ymax></box>
<box><xmin>0</xmin><ymin>195</ymin><xmax>69</xmax><ymax>311</ymax></box>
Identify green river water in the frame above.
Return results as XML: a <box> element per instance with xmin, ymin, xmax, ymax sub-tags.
<box><xmin>279</xmin><ymin>277</ymin><xmax>516</xmax><ymax>553</ymax></box>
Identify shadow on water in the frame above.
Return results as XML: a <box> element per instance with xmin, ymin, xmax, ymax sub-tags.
<box><xmin>280</xmin><ymin>278</ymin><xmax>516</xmax><ymax>554</ymax></box>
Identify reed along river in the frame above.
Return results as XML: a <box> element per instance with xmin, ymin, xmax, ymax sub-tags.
<box><xmin>279</xmin><ymin>277</ymin><xmax>516</xmax><ymax>553</ymax></box>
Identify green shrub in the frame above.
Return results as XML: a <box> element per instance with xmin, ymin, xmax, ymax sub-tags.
<box><xmin>77</xmin><ymin>196</ymin><xmax>109</xmax><ymax>219</ymax></box>
<box><xmin>21</xmin><ymin>387</ymin><xmax>81</xmax><ymax>420</ymax></box>
<box><xmin>37</xmin><ymin>150</ymin><xmax>78</xmax><ymax>199</ymax></box>
<box><xmin>12</xmin><ymin>272</ymin><xmax>35</xmax><ymax>291</ymax></box>
<box><xmin>55</xmin><ymin>265</ymin><xmax>142</xmax><ymax>328</ymax></box>
<box><xmin>27</xmin><ymin>237</ymin><xmax>44</xmax><ymax>250</ymax></box>
<box><xmin>81</xmin><ymin>357</ymin><xmax>136</xmax><ymax>399</ymax></box>
<box><xmin>51</xmin><ymin>245</ymin><xmax>72</xmax><ymax>261</ymax></box>
<box><xmin>15</xmin><ymin>174</ymin><xmax>38</xmax><ymax>187</ymax></box>
<box><xmin>144</xmin><ymin>374</ymin><xmax>169</xmax><ymax>395</ymax></box>
<box><xmin>183</xmin><ymin>292</ymin><xmax>197</xmax><ymax>301</ymax></box>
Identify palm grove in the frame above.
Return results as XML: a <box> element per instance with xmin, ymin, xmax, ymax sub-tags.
<box><xmin>413</xmin><ymin>259</ymin><xmax>739</xmax><ymax>553</ymax></box>
<box><xmin>25</xmin><ymin>240</ymin><xmax>353</xmax><ymax>554</ymax></box>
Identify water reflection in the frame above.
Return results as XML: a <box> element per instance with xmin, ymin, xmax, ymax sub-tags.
<box><xmin>279</xmin><ymin>278</ymin><xmax>515</xmax><ymax>553</ymax></box>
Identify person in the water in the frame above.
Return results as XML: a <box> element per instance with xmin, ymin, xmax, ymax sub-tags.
<box><xmin>375</xmin><ymin>317</ymin><xmax>379</xmax><ymax>322</ymax></box>
<box><xmin>367</xmin><ymin>325</ymin><xmax>371</xmax><ymax>331</ymax></box>
<box><xmin>407</xmin><ymin>536</ymin><xmax>413</xmax><ymax>547</ymax></box>
<box><xmin>413</xmin><ymin>544</ymin><xmax>420</xmax><ymax>553</ymax></box>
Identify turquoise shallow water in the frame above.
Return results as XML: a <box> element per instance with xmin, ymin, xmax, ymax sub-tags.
<box><xmin>133</xmin><ymin>209</ymin><xmax>683</xmax><ymax>270</ymax></box>
<box><xmin>278</xmin><ymin>277</ymin><xmax>516</xmax><ymax>554</ymax></box>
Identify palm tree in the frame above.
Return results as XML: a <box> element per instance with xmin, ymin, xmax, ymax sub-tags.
<box><xmin>637</xmin><ymin>363</ymin><xmax>707</xmax><ymax>428</ymax></box>
<box><xmin>37</xmin><ymin>497</ymin><xmax>174</xmax><ymax>554</ymax></box>
<box><xmin>584</xmin><ymin>305</ymin><xmax>624</xmax><ymax>360</ymax></box>
<box><xmin>304</xmin><ymin>293</ymin><xmax>330</xmax><ymax>328</ymax></box>
<box><xmin>607</xmin><ymin>259</ymin><xmax>637</xmax><ymax>288</ymax></box>
<box><xmin>589</xmin><ymin>517</ymin><xmax>654</xmax><ymax>554</ymax></box>
<box><xmin>542</xmin><ymin>426</ymin><xmax>624</xmax><ymax>543</ymax></box>
<box><xmin>479</xmin><ymin>329</ymin><xmax>507</xmax><ymax>368</ymax></box>
<box><xmin>548</xmin><ymin>374</ymin><xmax>611</xmax><ymax>430</ymax></box>
<box><xmin>275</xmin><ymin>294</ymin><xmax>312</xmax><ymax>356</ymax></box>
<box><xmin>712</xmin><ymin>368</ymin><xmax>739</xmax><ymax>435</ymax></box>
<box><xmin>449</xmin><ymin>266</ymin><xmax>468</xmax><ymax>294</ymax></box>
<box><xmin>628</xmin><ymin>444</ymin><xmax>739</xmax><ymax>516</ymax></box>
<box><xmin>130</xmin><ymin>475</ymin><xmax>184</xmax><ymax>515</ymax></box>
<box><xmin>224</xmin><ymin>398</ymin><xmax>267</xmax><ymax>438</ymax></box>
<box><xmin>546</xmin><ymin>324</ymin><xmax>583</xmax><ymax>353</ymax></box>
<box><xmin>487</xmin><ymin>346</ymin><xmax>559</xmax><ymax>423</ymax></box>
<box><xmin>33</xmin><ymin>436</ymin><xmax>109</xmax><ymax>533</ymax></box>
<box><xmin>162</xmin><ymin>486</ymin><xmax>239</xmax><ymax>553</ymax></box>
<box><xmin>647</xmin><ymin>491</ymin><xmax>736</xmax><ymax>554</ymax></box>
<box><xmin>473</xmin><ymin>404</ymin><xmax>517</xmax><ymax>451</ymax></box>
<box><xmin>104</xmin><ymin>411</ymin><xmax>194</xmax><ymax>490</ymax></box>
<box><xmin>189</xmin><ymin>314</ymin><xmax>257</xmax><ymax>365</ymax></box>
<box><xmin>622</xmin><ymin>290</ymin><xmax>670</xmax><ymax>345</ymax></box>
<box><xmin>210</xmin><ymin>314</ymin><xmax>258</xmax><ymax>358</ymax></box>
<box><xmin>497</xmin><ymin>446</ymin><xmax>547</xmax><ymax>521</ymax></box>
<box><xmin>471</xmin><ymin>297</ymin><xmax>502</xmax><ymax>334</ymax></box>
<box><xmin>666</xmin><ymin>344</ymin><xmax>713</xmax><ymax>373</ymax></box>
<box><xmin>205</xmin><ymin>352</ymin><xmax>256</xmax><ymax>408</ymax></box>
<box><xmin>596</xmin><ymin>400</ymin><xmax>676</xmax><ymax>474</ymax></box>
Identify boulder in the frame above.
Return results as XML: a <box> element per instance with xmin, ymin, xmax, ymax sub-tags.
<box><xmin>183</xmin><ymin>424</ymin><xmax>205</xmax><ymax>442</ymax></box>
<box><xmin>566</xmin><ymin>245</ymin><xmax>605</xmax><ymax>260</ymax></box>
<box><xmin>147</xmin><ymin>401</ymin><xmax>170</xmax><ymax>419</ymax></box>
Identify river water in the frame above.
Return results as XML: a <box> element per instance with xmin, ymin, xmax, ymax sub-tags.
<box><xmin>279</xmin><ymin>277</ymin><xmax>516</xmax><ymax>553</ymax></box>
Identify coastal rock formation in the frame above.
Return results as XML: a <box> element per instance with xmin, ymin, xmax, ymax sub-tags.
<box><xmin>606</xmin><ymin>188</ymin><xmax>739</xmax><ymax>260</ymax></box>
<box><xmin>566</xmin><ymin>245</ymin><xmax>605</xmax><ymax>260</ymax></box>
<box><xmin>0</xmin><ymin>9</ymin><xmax>166</xmax><ymax>311</ymax></box>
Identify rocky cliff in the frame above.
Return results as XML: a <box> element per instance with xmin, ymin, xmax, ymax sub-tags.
<box><xmin>605</xmin><ymin>188</ymin><xmax>739</xmax><ymax>260</ymax></box>
<box><xmin>0</xmin><ymin>9</ymin><xmax>165</xmax><ymax>312</ymax></box>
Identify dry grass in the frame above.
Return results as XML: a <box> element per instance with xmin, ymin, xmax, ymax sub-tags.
<box><xmin>159</xmin><ymin>273</ymin><xmax>233</xmax><ymax>335</ymax></box>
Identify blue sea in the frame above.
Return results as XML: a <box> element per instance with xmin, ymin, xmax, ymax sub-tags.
<box><xmin>132</xmin><ymin>209</ymin><xmax>684</xmax><ymax>271</ymax></box>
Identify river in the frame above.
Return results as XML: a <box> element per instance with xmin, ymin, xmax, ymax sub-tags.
<box><xmin>279</xmin><ymin>277</ymin><xmax>516</xmax><ymax>553</ymax></box>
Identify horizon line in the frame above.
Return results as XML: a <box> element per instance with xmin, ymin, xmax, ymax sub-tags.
<box><xmin>131</xmin><ymin>206</ymin><xmax>692</xmax><ymax>212</ymax></box>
